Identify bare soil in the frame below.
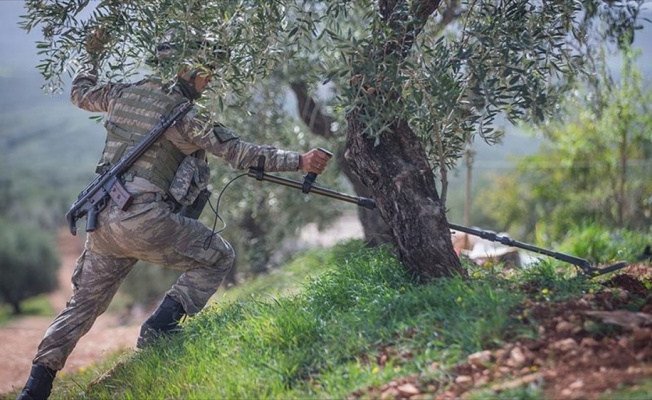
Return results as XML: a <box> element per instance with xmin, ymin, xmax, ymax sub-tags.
<box><xmin>350</xmin><ymin>264</ymin><xmax>652</xmax><ymax>399</ymax></box>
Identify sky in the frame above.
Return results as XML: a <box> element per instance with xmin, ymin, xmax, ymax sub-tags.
<box><xmin>0</xmin><ymin>1</ymin><xmax>42</xmax><ymax>75</ymax></box>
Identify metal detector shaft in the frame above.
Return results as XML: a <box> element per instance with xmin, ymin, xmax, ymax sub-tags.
<box><xmin>448</xmin><ymin>223</ymin><xmax>627</xmax><ymax>277</ymax></box>
<box><xmin>247</xmin><ymin>165</ymin><xmax>627</xmax><ymax>277</ymax></box>
<box><xmin>247</xmin><ymin>169</ymin><xmax>376</xmax><ymax>210</ymax></box>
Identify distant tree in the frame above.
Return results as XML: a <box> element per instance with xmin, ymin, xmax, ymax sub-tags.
<box><xmin>479</xmin><ymin>48</ymin><xmax>652</xmax><ymax>242</ymax></box>
<box><xmin>0</xmin><ymin>162</ymin><xmax>72</xmax><ymax>231</ymax></box>
<box><xmin>0</xmin><ymin>218</ymin><xmax>59</xmax><ymax>314</ymax></box>
<box><xmin>20</xmin><ymin>0</ymin><xmax>646</xmax><ymax>282</ymax></box>
<box><xmin>0</xmin><ymin>178</ymin><xmax>15</xmax><ymax>219</ymax></box>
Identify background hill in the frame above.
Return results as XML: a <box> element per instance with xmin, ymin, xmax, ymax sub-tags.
<box><xmin>0</xmin><ymin>74</ymin><xmax>103</xmax><ymax>183</ymax></box>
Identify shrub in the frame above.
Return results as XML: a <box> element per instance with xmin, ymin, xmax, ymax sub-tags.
<box><xmin>557</xmin><ymin>225</ymin><xmax>652</xmax><ymax>264</ymax></box>
<box><xmin>0</xmin><ymin>218</ymin><xmax>59</xmax><ymax>314</ymax></box>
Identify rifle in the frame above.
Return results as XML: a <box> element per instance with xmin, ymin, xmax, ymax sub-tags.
<box><xmin>247</xmin><ymin>159</ymin><xmax>629</xmax><ymax>278</ymax></box>
<box><xmin>66</xmin><ymin>101</ymin><xmax>193</xmax><ymax>235</ymax></box>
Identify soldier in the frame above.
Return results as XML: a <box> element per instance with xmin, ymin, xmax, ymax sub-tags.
<box><xmin>17</xmin><ymin>29</ymin><xmax>332</xmax><ymax>400</ymax></box>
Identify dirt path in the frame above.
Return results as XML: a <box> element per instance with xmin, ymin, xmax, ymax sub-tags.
<box><xmin>0</xmin><ymin>230</ymin><xmax>141</xmax><ymax>395</ymax></box>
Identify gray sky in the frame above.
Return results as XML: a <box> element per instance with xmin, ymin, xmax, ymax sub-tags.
<box><xmin>0</xmin><ymin>1</ymin><xmax>41</xmax><ymax>76</ymax></box>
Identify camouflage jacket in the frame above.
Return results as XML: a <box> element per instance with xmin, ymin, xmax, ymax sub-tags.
<box><xmin>70</xmin><ymin>58</ymin><xmax>301</xmax><ymax>193</ymax></box>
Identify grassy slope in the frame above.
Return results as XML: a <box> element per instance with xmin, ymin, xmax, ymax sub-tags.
<box><xmin>43</xmin><ymin>239</ymin><xmax>652</xmax><ymax>400</ymax></box>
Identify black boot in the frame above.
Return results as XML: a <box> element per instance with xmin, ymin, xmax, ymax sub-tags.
<box><xmin>17</xmin><ymin>364</ymin><xmax>57</xmax><ymax>400</ymax></box>
<box><xmin>137</xmin><ymin>295</ymin><xmax>186</xmax><ymax>349</ymax></box>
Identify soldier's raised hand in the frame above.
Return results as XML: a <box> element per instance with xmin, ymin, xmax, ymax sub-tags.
<box><xmin>85</xmin><ymin>27</ymin><xmax>109</xmax><ymax>57</ymax></box>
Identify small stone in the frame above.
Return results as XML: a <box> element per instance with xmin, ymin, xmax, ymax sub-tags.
<box><xmin>551</xmin><ymin>338</ymin><xmax>577</xmax><ymax>352</ymax></box>
<box><xmin>397</xmin><ymin>383</ymin><xmax>420</xmax><ymax>395</ymax></box>
<box><xmin>568</xmin><ymin>379</ymin><xmax>584</xmax><ymax>389</ymax></box>
<box><xmin>468</xmin><ymin>350</ymin><xmax>493</xmax><ymax>368</ymax></box>
<box><xmin>506</xmin><ymin>347</ymin><xmax>526</xmax><ymax>367</ymax></box>
<box><xmin>455</xmin><ymin>375</ymin><xmax>473</xmax><ymax>384</ymax></box>
<box><xmin>556</xmin><ymin>320</ymin><xmax>575</xmax><ymax>334</ymax></box>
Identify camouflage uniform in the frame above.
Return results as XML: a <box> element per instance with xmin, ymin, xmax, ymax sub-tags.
<box><xmin>32</xmin><ymin>59</ymin><xmax>301</xmax><ymax>371</ymax></box>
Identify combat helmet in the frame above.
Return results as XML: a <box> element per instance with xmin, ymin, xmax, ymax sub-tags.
<box><xmin>147</xmin><ymin>28</ymin><xmax>229</xmax><ymax>71</ymax></box>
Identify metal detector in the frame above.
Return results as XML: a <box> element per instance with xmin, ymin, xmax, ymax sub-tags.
<box><xmin>247</xmin><ymin>156</ymin><xmax>629</xmax><ymax>278</ymax></box>
<box><xmin>446</xmin><ymin>223</ymin><xmax>628</xmax><ymax>277</ymax></box>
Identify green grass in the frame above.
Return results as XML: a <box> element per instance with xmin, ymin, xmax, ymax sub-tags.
<box><xmin>46</xmin><ymin>241</ymin><xmax>527</xmax><ymax>399</ymax></box>
<box><xmin>216</xmin><ymin>246</ymin><xmax>336</xmax><ymax>303</ymax></box>
<box><xmin>557</xmin><ymin>225</ymin><xmax>652</xmax><ymax>264</ymax></box>
<box><xmin>604</xmin><ymin>378</ymin><xmax>652</xmax><ymax>400</ymax></box>
<box><xmin>26</xmin><ymin>238</ymin><xmax>652</xmax><ymax>399</ymax></box>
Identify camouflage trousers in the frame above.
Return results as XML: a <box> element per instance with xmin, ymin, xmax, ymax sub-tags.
<box><xmin>33</xmin><ymin>197</ymin><xmax>235</xmax><ymax>371</ymax></box>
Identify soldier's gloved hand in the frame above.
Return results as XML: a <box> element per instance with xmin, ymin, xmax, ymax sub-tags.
<box><xmin>85</xmin><ymin>27</ymin><xmax>109</xmax><ymax>57</ymax></box>
<box><xmin>299</xmin><ymin>148</ymin><xmax>332</xmax><ymax>175</ymax></box>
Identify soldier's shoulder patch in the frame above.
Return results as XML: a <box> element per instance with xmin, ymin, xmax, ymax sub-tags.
<box><xmin>213</xmin><ymin>124</ymin><xmax>238</xmax><ymax>143</ymax></box>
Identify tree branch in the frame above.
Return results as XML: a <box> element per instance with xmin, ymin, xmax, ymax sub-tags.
<box><xmin>290</xmin><ymin>81</ymin><xmax>335</xmax><ymax>139</ymax></box>
<box><xmin>381</xmin><ymin>0</ymin><xmax>443</xmax><ymax>61</ymax></box>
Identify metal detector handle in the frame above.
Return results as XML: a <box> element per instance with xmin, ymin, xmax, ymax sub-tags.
<box><xmin>302</xmin><ymin>148</ymin><xmax>333</xmax><ymax>193</ymax></box>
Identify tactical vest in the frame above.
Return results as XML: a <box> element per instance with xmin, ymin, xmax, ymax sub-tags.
<box><xmin>98</xmin><ymin>80</ymin><xmax>187</xmax><ymax>192</ymax></box>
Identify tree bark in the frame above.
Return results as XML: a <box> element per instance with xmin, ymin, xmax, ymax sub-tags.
<box><xmin>344</xmin><ymin>0</ymin><xmax>465</xmax><ymax>281</ymax></box>
<box><xmin>345</xmin><ymin>116</ymin><xmax>464</xmax><ymax>281</ymax></box>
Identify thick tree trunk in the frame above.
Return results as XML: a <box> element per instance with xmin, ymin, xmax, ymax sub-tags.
<box><xmin>341</xmin><ymin>0</ymin><xmax>465</xmax><ymax>281</ymax></box>
<box><xmin>336</xmin><ymin>147</ymin><xmax>393</xmax><ymax>246</ymax></box>
<box><xmin>345</xmin><ymin>115</ymin><xmax>464</xmax><ymax>281</ymax></box>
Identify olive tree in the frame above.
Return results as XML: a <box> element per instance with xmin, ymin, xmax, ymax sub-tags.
<box><xmin>20</xmin><ymin>0</ymin><xmax>646</xmax><ymax>282</ymax></box>
<box><xmin>0</xmin><ymin>219</ymin><xmax>59</xmax><ymax>314</ymax></box>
